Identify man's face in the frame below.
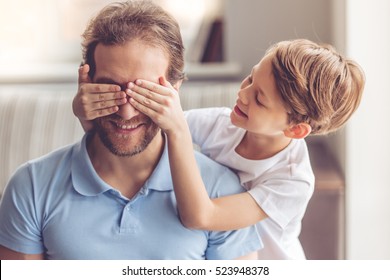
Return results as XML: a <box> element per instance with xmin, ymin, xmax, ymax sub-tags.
<box><xmin>92</xmin><ymin>40</ymin><xmax>170</xmax><ymax>157</ymax></box>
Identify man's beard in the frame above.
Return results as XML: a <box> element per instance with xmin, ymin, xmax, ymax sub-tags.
<box><xmin>93</xmin><ymin>114</ymin><xmax>160</xmax><ymax>157</ymax></box>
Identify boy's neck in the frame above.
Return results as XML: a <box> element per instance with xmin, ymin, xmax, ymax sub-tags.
<box><xmin>235</xmin><ymin>132</ymin><xmax>292</xmax><ymax>160</ymax></box>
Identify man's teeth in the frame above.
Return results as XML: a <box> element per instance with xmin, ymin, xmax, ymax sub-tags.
<box><xmin>117</xmin><ymin>124</ymin><xmax>139</xmax><ymax>129</ymax></box>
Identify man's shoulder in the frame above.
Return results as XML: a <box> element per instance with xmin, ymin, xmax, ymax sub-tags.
<box><xmin>194</xmin><ymin>149</ymin><xmax>229</xmax><ymax>172</ymax></box>
<box><xmin>10</xmin><ymin>141</ymin><xmax>79</xmax><ymax>185</ymax></box>
<box><xmin>193</xmin><ymin>150</ymin><xmax>244</xmax><ymax>197</ymax></box>
<box><xmin>2</xmin><ymin>141</ymin><xmax>80</xmax><ymax>202</ymax></box>
<box><xmin>28</xmin><ymin>141</ymin><xmax>79</xmax><ymax>168</ymax></box>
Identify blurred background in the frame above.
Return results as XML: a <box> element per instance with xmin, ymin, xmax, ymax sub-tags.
<box><xmin>0</xmin><ymin>0</ymin><xmax>389</xmax><ymax>259</ymax></box>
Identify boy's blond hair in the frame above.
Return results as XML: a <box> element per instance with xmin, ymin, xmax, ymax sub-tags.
<box><xmin>268</xmin><ymin>39</ymin><xmax>365</xmax><ymax>135</ymax></box>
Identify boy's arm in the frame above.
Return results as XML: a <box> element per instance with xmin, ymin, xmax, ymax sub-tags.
<box><xmin>167</xmin><ymin>126</ymin><xmax>268</xmax><ymax>230</ymax></box>
<box><xmin>73</xmin><ymin>64</ymin><xmax>127</xmax><ymax>132</ymax></box>
<box><xmin>128</xmin><ymin>79</ymin><xmax>268</xmax><ymax>231</ymax></box>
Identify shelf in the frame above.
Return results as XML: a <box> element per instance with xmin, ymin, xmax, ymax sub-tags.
<box><xmin>184</xmin><ymin>62</ymin><xmax>241</xmax><ymax>80</ymax></box>
<box><xmin>307</xmin><ymin>139</ymin><xmax>344</xmax><ymax>192</ymax></box>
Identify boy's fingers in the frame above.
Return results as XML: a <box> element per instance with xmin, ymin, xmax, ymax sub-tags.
<box><xmin>129</xmin><ymin>97</ymin><xmax>157</xmax><ymax>117</ymax></box>
<box><xmin>90</xmin><ymin>97</ymin><xmax>127</xmax><ymax>110</ymax></box>
<box><xmin>89</xmin><ymin>106</ymin><xmax>120</xmax><ymax>119</ymax></box>
<box><xmin>80</xmin><ymin>84</ymin><xmax>123</xmax><ymax>99</ymax></box>
<box><xmin>78</xmin><ymin>64</ymin><xmax>91</xmax><ymax>84</ymax></box>
<box><xmin>87</xmin><ymin>83</ymin><xmax>121</xmax><ymax>93</ymax></box>
<box><xmin>88</xmin><ymin>91</ymin><xmax>126</xmax><ymax>103</ymax></box>
<box><xmin>133</xmin><ymin>79</ymin><xmax>171</xmax><ymax>96</ymax></box>
<box><xmin>159</xmin><ymin>76</ymin><xmax>175</xmax><ymax>90</ymax></box>
<box><xmin>129</xmin><ymin>90</ymin><xmax>161</xmax><ymax>111</ymax></box>
<box><xmin>127</xmin><ymin>87</ymin><xmax>157</xmax><ymax>103</ymax></box>
<box><xmin>129</xmin><ymin>89</ymin><xmax>151</xmax><ymax>105</ymax></box>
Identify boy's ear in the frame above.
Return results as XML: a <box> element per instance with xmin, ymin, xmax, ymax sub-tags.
<box><xmin>283</xmin><ymin>123</ymin><xmax>312</xmax><ymax>139</ymax></box>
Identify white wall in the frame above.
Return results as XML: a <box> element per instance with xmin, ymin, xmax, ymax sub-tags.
<box><xmin>225</xmin><ymin>0</ymin><xmax>332</xmax><ymax>78</ymax></box>
<box><xmin>345</xmin><ymin>0</ymin><xmax>390</xmax><ymax>259</ymax></box>
<box><xmin>326</xmin><ymin>0</ymin><xmax>347</xmax><ymax>173</ymax></box>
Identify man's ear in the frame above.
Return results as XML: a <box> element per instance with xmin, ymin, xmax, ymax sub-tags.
<box><xmin>283</xmin><ymin>123</ymin><xmax>312</xmax><ymax>139</ymax></box>
<box><xmin>173</xmin><ymin>79</ymin><xmax>183</xmax><ymax>91</ymax></box>
<box><xmin>159</xmin><ymin>76</ymin><xmax>183</xmax><ymax>91</ymax></box>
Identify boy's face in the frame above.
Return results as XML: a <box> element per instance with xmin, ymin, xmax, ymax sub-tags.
<box><xmin>230</xmin><ymin>54</ymin><xmax>289</xmax><ymax>137</ymax></box>
<box><xmin>91</xmin><ymin>39</ymin><xmax>169</xmax><ymax>157</ymax></box>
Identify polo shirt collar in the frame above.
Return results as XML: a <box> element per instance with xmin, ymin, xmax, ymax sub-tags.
<box><xmin>71</xmin><ymin>133</ymin><xmax>173</xmax><ymax>197</ymax></box>
<box><xmin>71</xmin><ymin>134</ymin><xmax>112</xmax><ymax>196</ymax></box>
<box><xmin>143</xmin><ymin>134</ymin><xmax>173</xmax><ymax>192</ymax></box>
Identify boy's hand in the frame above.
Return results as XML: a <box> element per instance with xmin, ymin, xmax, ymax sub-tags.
<box><xmin>127</xmin><ymin>77</ymin><xmax>187</xmax><ymax>136</ymax></box>
<box><xmin>73</xmin><ymin>64</ymin><xmax>127</xmax><ymax>122</ymax></box>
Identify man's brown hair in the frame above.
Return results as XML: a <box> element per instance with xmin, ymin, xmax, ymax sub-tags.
<box><xmin>81</xmin><ymin>0</ymin><xmax>185</xmax><ymax>85</ymax></box>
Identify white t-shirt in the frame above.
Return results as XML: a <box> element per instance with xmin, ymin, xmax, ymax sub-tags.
<box><xmin>185</xmin><ymin>107</ymin><xmax>315</xmax><ymax>259</ymax></box>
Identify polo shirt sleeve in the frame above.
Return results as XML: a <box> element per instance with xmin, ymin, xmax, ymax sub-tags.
<box><xmin>0</xmin><ymin>163</ymin><xmax>44</xmax><ymax>254</ymax></box>
<box><xmin>202</xmin><ymin>166</ymin><xmax>263</xmax><ymax>259</ymax></box>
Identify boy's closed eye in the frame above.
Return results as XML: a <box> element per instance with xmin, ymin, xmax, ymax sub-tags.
<box><xmin>256</xmin><ymin>96</ymin><xmax>264</xmax><ymax>107</ymax></box>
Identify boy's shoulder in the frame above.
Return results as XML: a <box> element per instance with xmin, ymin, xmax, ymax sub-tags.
<box><xmin>185</xmin><ymin>107</ymin><xmax>232</xmax><ymax>119</ymax></box>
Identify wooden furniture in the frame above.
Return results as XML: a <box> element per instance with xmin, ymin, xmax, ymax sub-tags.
<box><xmin>300</xmin><ymin>139</ymin><xmax>345</xmax><ymax>259</ymax></box>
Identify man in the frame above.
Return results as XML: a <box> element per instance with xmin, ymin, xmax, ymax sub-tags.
<box><xmin>0</xmin><ymin>1</ymin><xmax>261</xmax><ymax>259</ymax></box>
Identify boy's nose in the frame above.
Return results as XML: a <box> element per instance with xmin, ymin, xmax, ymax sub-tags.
<box><xmin>116</xmin><ymin>99</ymin><xmax>139</xmax><ymax>120</ymax></box>
<box><xmin>238</xmin><ymin>89</ymin><xmax>249</xmax><ymax>105</ymax></box>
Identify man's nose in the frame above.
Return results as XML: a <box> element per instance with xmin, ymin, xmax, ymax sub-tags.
<box><xmin>116</xmin><ymin>99</ymin><xmax>139</xmax><ymax>120</ymax></box>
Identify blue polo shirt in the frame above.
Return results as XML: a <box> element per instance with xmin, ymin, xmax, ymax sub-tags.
<box><xmin>0</xmin><ymin>134</ymin><xmax>262</xmax><ymax>259</ymax></box>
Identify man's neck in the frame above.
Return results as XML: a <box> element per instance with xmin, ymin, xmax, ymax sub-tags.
<box><xmin>86</xmin><ymin>132</ymin><xmax>165</xmax><ymax>199</ymax></box>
